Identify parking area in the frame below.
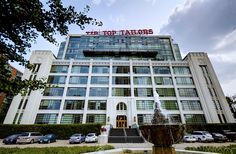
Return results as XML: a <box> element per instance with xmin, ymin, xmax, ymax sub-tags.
<box><xmin>1</xmin><ymin>139</ymin><xmax>236</xmax><ymax>150</ymax></box>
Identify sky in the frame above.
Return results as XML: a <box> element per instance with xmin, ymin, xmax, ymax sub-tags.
<box><xmin>15</xmin><ymin>0</ymin><xmax>236</xmax><ymax>96</ymax></box>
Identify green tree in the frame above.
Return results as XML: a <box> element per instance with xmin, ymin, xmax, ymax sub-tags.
<box><xmin>0</xmin><ymin>0</ymin><xmax>102</xmax><ymax>96</ymax></box>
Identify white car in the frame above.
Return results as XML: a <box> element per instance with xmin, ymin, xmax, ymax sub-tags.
<box><xmin>183</xmin><ymin>135</ymin><xmax>197</xmax><ymax>143</ymax></box>
<box><xmin>85</xmin><ymin>133</ymin><xmax>98</xmax><ymax>143</ymax></box>
<box><xmin>192</xmin><ymin>131</ymin><xmax>214</xmax><ymax>142</ymax></box>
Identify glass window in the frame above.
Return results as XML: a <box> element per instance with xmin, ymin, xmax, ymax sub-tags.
<box><xmin>133</xmin><ymin>66</ymin><xmax>150</xmax><ymax>74</ymax></box>
<box><xmin>86</xmin><ymin>114</ymin><xmax>106</xmax><ymax>123</ymax></box>
<box><xmin>44</xmin><ymin>88</ymin><xmax>64</xmax><ymax>96</ymax></box>
<box><xmin>39</xmin><ymin>100</ymin><xmax>61</xmax><ymax>110</ymax></box>
<box><xmin>61</xmin><ymin>114</ymin><xmax>83</xmax><ymax>124</ymax></box>
<box><xmin>178</xmin><ymin>88</ymin><xmax>198</xmax><ymax>97</ymax></box>
<box><xmin>47</xmin><ymin>76</ymin><xmax>66</xmax><ymax>84</ymax></box>
<box><xmin>153</xmin><ymin>66</ymin><xmax>170</xmax><ymax>74</ymax></box>
<box><xmin>181</xmin><ymin>100</ymin><xmax>202</xmax><ymax>110</ymax></box>
<box><xmin>116</xmin><ymin>102</ymin><xmax>127</xmax><ymax>110</ymax></box>
<box><xmin>176</xmin><ymin>77</ymin><xmax>193</xmax><ymax>85</ymax></box>
<box><xmin>91</xmin><ymin>76</ymin><xmax>109</xmax><ymax>84</ymax></box>
<box><xmin>154</xmin><ymin>77</ymin><xmax>173</xmax><ymax>85</ymax></box>
<box><xmin>64</xmin><ymin>100</ymin><xmax>84</xmax><ymax>110</ymax></box>
<box><xmin>71</xmin><ymin>66</ymin><xmax>89</xmax><ymax>73</ymax></box>
<box><xmin>92</xmin><ymin>66</ymin><xmax>109</xmax><ymax>73</ymax></box>
<box><xmin>160</xmin><ymin>100</ymin><xmax>179</xmax><ymax>110</ymax></box>
<box><xmin>134</xmin><ymin>88</ymin><xmax>153</xmax><ymax>97</ymax></box>
<box><xmin>134</xmin><ymin>77</ymin><xmax>151</xmax><ymax>85</ymax></box>
<box><xmin>137</xmin><ymin>114</ymin><xmax>152</xmax><ymax>125</ymax></box>
<box><xmin>112</xmin><ymin>77</ymin><xmax>130</xmax><ymax>85</ymax></box>
<box><xmin>35</xmin><ymin>114</ymin><xmax>58</xmax><ymax>124</ymax></box>
<box><xmin>88</xmin><ymin>100</ymin><xmax>106</xmax><ymax>110</ymax></box>
<box><xmin>173</xmin><ymin>67</ymin><xmax>190</xmax><ymax>75</ymax></box>
<box><xmin>136</xmin><ymin>100</ymin><xmax>154</xmax><ymax>110</ymax></box>
<box><xmin>50</xmin><ymin>65</ymin><xmax>68</xmax><ymax>73</ymax></box>
<box><xmin>156</xmin><ymin>88</ymin><xmax>175</xmax><ymax>97</ymax></box>
<box><xmin>113</xmin><ymin>66</ymin><xmax>130</xmax><ymax>74</ymax></box>
<box><xmin>167</xmin><ymin>114</ymin><xmax>182</xmax><ymax>123</ymax></box>
<box><xmin>112</xmin><ymin>88</ymin><xmax>131</xmax><ymax>96</ymax></box>
<box><xmin>184</xmin><ymin>114</ymin><xmax>206</xmax><ymax>123</ymax></box>
<box><xmin>89</xmin><ymin>87</ymin><xmax>108</xmax><ymax>96</ymax></box>
<box><xmin>69</xmin><ymin>76</ymin><xmax>88</xmax><ymax>84</ymax></box>
<box><xmin>66</xmin><ymin>87</ymin><xmax>86</xmax><ymax>96</ymax></box>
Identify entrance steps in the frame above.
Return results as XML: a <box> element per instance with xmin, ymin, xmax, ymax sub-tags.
<box><xmin>108</xmin><ymin>128</ymin><xmax>144</xmax><ymax>143</ymax></box>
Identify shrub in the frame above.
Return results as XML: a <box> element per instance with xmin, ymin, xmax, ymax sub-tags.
<box><xmin>0</xmin><ymin>124</ymin><xmax>102</xmax><ymax>139</ymax></box>
<box><xmin>185</xmin><ymin>145</ymin><xmax>235</xmax><ymax>154</ymax></box>
<box><xmin>0</xmin><ymin>145</ymin><xmax>114</xmax><ymax>154</ymax></box>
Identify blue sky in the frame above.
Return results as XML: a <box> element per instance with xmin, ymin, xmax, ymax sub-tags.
<box><xmin>16</xmin><ymin>0</ymin><xmax>236</xmax><ymax>96</ymax></box>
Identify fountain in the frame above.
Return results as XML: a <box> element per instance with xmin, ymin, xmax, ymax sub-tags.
<box><xmin>139</xmin><ymin>91</ymin><xmax>184</xmax><ymax>154</ymax></box>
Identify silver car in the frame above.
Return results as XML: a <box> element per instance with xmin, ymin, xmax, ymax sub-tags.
<box><xmin>17</xmin><ymin>132</ymin><xmax>43</xmax><ymax>144</ymax></box>
<box><xmin>85</xmin><ymin>133</ymin><xmax>98</xmax><ymax>143</ymax></box>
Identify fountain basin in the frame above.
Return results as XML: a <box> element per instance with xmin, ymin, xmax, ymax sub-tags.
<box><xmin>139</xmin><ymin>124</ymin><xmax>185</xmax><ymax>147</ymax></box>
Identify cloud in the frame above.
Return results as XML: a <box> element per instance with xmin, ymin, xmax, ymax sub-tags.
<box><xmin>92</xmin><ymin>0</ymin><xmax>116</xmax><ymax>6</ymax></box>
<box><xmin>160</xmin><ymin>0</ymin><xmax>236</xmax><ymax>95</ymax></box>
<box><xmin>92</xmin><ymin>0</ymin><xmax>102</xmax><ymax>5</ymax></box>
<box><xmin>144</xmin><ymin>0</ymin><xmax>157</xmax><ymax>5</ymax></box>
<box><xmin>109</xmin><ymin>14</ymin><xmax>125</xmax><ymax>23</ymax></box>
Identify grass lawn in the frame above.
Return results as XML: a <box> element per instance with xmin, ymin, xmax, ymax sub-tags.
<box><xmin>0</xmin><ymin>145</ymin><xmax>114</xmax><ymax>154</ymax></box>
<box><xmin>185</xmin><ymin>144</ymin><xmax>236</xmax><ymax>154</ymax></box>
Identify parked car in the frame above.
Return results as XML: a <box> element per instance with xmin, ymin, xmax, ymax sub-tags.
<box><xmin>211</xmin><ymin>133</ymin><xmax>228</xmax><ymax>142</ymax></box>
<box><xmin>85</xmin><ymin>133</ymin><xmax>98</xmax><ymax>143</ymax></box>
<box><xmin>183</xmin><ymin>135</ymin><xmax>197</xmax><ymax>143</ymax></box>
<box><xmin>38</xmin><ymin>134</ymin><xmax>57</xmax><ymax>144</ymax></box>
<box><xmin>69</xmin><ymin>134</ymin><xmax>85</xmax><ymax>144</ymax></box>
<box><xmin>222</xmin><ymin>130</ymin><xmax>236</xmax><ymax>142</ymax></box>
<box><xmin>2</xmin><ymin>134</ymin><xmax>22</xmax><ymax>144</ymax></box>
<box><xmin>16</xmin><ymin>132</ymin><xmax>43</xmax><ymax>144</ymax></box>
<box><xmin>191</xmin><ymin>131</ymin><xmax>214</xmax><ymax>142</ymax></box>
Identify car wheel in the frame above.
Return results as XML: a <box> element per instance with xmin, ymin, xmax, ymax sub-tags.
<box><xmin>198</xmin><ymin>138</ymin><xmax>201</xmax><ymax>142</ymax></box>
<box><xmin>30</xmin><ymin>140</ymin><xmax>34</xmax><ymax>144</ymax></box>
<box><xmin>48</xmin><ymin>140</ymin><xmax>51</xmax><ymax>144</ymax></box>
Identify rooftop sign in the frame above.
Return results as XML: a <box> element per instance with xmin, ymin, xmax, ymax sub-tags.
<box><xmin>85</xmin><ymin>29</ymin><xmax>153</xmax><ymax>36</ymax></box>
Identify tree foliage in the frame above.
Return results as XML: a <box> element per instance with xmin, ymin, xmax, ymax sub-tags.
<box><xmin>0</xmin><ymin>0</ymin><xmax>102</xmax><ymax>95</ymax></box>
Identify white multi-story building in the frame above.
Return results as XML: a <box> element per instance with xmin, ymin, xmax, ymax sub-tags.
<box><xmin>4</xmin><ymin>31</ymin><xmax>235</xmax><ymax>127</ymax></box>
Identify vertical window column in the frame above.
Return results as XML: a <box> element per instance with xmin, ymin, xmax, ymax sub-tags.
<box><xmin>170</xmin><ymin>63</ymin><xmax>185</xmax><ymax>123</ymax></box>
<box><xmin>83</xmin><ymin>59</ymin><xmax>93</xmax><ymax>124</ymax></box>
<box><xmin>57</xmin><ymin>60</ymin><xmax>72</xmax><ymax>124</ymax></box>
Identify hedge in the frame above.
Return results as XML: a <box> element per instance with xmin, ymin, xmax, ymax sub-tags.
<box><xmin>185</xmin><ymin>145</ymin><xmax>236</xmax><ymax>154</ymax></box>
<box><xmin>0</xmin><ymin>123</ymin><xmax>102</xmax><ymax>139</ymax></box>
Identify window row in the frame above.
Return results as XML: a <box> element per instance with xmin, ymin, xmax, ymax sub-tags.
<box><xmin>34</xmin><ymin>113</ymin><xmax>205</xmax><ymax>124</ymax></box>
<box><xmin>43</xmin><ymin>87</ymin><xmax>198</xmax><ymax>97</ymax></box>
<box><xmin>34</xmin><ymin>114</ymin><xmax>106</xmax><ymax>124</ymax></box>
<box><xmin>47</xmin><ymin>76</ymin><xmax>194</xmax><ymax>85</ymax></box>
<box><xmin>50</xmin><ymin>65</ymin><xmax>191</xmax><ymax>75</ymax></box>
<box><xmin>137</xmin><ymin>114</ymin><xmax>206</xmax><ymax>125</ymax></box>
<box><xmin>39</xmin><ymin>100</ymin><xmax>107</xmax><ymax>110</ymax></box>
<box><xmin>38</xmin><ymin>99</ymin><xmax>202</xmax><ymax>111</ymax></box>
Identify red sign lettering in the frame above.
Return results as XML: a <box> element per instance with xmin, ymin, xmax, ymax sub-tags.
<box><xmin>85</xmin><ymin>29</ymin><xmax>154</xmax><ymax>36</ymax></box>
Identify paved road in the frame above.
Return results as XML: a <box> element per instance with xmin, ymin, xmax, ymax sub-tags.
<box><xmin>0</xmin><ymin>139</ymin><xmax>236</xmax><ymax>150</ymax></box>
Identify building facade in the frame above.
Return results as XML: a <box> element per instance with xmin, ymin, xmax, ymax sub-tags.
<box><xmin>4</xmin><ymin>31</ymin><xmax>235</xmax><ymax>126</ymax></box>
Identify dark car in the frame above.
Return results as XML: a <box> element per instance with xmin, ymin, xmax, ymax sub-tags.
<box><xmin>222</xmin><ymin>130</ymin><xmax>236</xmax><ymax>142</ymax></box>
<box><xmin>211</xmin><ymin>133</ymin><xmax>228</xmax><ymax>142</ymax></box>
<box><xmin>2</xmin><ymin>134</ymin><xmax>22</xmax><ymax>144</ymax></box>
<box><xmin>38</xmin><ymin>134</ymin><xmax>57</xmax><ymax>144</ymax></box>
<box><xmin>69</xmin><ymin>134</ymin><xmax>85</xmax><ymax>144</ymax></box>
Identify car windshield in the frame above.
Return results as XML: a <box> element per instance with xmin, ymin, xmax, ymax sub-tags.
<box><xmin>8</xmin><ymin>134</ymin><xmax>19</xmax><ymax>138</ymax></box>
<box><xmin>45</xmin><ymin>134</ymin><xmax>52</xmax><ymax>137</ymax></box>
<box><xmin>87</xmin><ymin>134</ymin><xmax>95</xmax><ymax>137</ymax></box>
<box><xmin>72</xmin><ymin>134</ymin><xmax>81</xmax><ymax>137</ymax></box>
<box><xmin>20</xmin><ymin>133</ymin><xmax>29</xmax><ymax>136</ymax></box>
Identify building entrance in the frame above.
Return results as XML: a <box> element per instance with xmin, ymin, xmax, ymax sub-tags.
<box><xmin>116</xmin><ymin>115</ymin><xmax>127</xmax><ymax>128</ymax></box>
